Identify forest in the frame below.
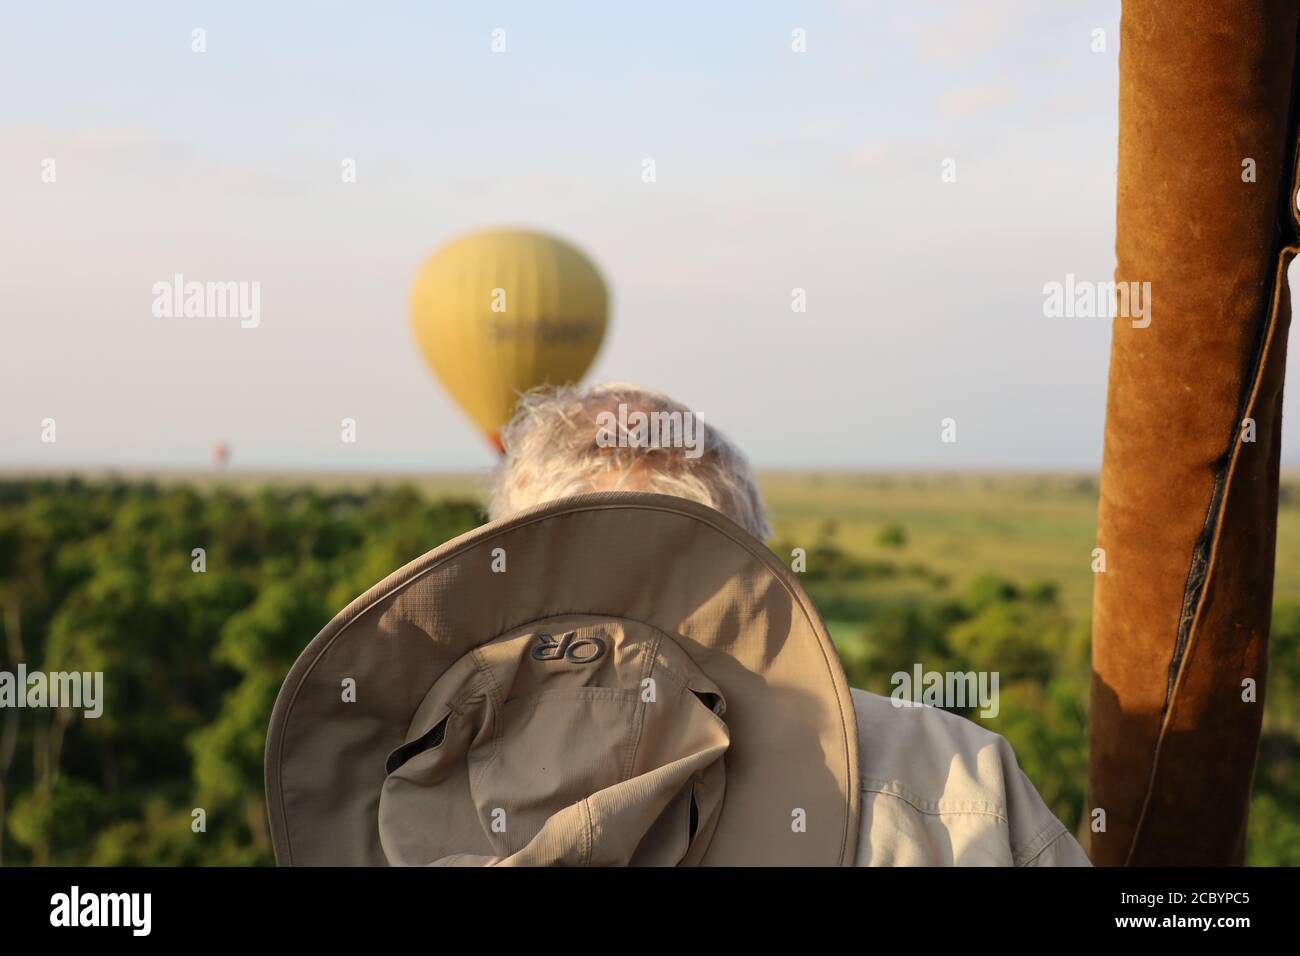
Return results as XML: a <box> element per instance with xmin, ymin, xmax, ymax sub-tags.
<box><xmin>0</xmin><ymin>476</ymin><xmax>1296</xmax><ymax>865</ymax></box>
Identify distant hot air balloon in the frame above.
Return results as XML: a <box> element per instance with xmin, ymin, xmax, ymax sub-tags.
<box><xmin>409</xmin><ymin>229</ymin><xmax>609</xmax><ymax>452</ymax></box>
<box><xmin>211</xmin><ymin>442</ymin><xmax>229</xmax><ymax>468</ymax></box>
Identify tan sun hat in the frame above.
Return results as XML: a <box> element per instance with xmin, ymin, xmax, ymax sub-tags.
<box><xmin>265</xmin><ymin>491</ymin><xmax>860</xmax><ymax>866</ymax></box>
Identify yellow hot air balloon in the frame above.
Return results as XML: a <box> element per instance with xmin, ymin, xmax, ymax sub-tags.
<box><xmin>410</xmin><ymin>229</ymin><xmax>609</xmax><ymax>452</ymax></box>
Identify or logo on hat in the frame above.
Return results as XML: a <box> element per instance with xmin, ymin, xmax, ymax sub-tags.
<box><xmin>532</xmin><ymin>631</ymin><xmax>607</xmax><ymax>664</ymax></box>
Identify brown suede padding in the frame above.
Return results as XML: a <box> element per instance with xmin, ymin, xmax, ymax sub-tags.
<box><xmin>1090</xmin><ymin>3</ymin><xmax>1300</xmax><ymax>866</ymax></box>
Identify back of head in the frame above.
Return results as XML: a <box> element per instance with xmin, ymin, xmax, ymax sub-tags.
<box><xmin>487</xmin><ymin>382</ymin><xmax>770</xmax><ymax>540</ymax></box>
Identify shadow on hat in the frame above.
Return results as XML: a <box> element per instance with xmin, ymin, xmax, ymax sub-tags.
<box><xmin>265</xmin><ymin>492</ymin><xmax>860</xmax><ymax>865</ymax></box>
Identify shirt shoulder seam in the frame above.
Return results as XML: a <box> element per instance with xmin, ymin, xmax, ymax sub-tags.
<box><xmin>861</xmin><ymin>781</ymin><xmax>1009</xmax><ymax>823</ymax></box>
<box><xmin>1014</xmin><ymin>820</ymin><xmax>1073</xmax><ymax>867</ymax></box>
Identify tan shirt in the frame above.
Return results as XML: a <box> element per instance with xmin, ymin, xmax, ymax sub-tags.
<box><xmin>851</xmin><ymin>688</ymin><xmax>1092</xmax><ymax>866</ymax></box>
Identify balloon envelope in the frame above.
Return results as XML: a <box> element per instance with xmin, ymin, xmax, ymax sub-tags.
<box><xmin>410</xmin><ymin>229</ymin><xmax>609</xmax><ymax>445</ymax></box>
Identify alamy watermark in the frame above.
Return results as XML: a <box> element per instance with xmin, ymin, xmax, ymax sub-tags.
<box><xmin>0</xmin><ymin>666</ymin><xmax>103</xmax><ymax>718</ymax></box>
<box><xmin>1042</xmin><ymin>273</ymin><xmax>1151</xmax><ymax>328</ymax></box>
<box><xmin>151</xmin><ymin>273</ymin><xmax>261</xmax><ymax>328</ymax></box>
<box><xmin>891</xmin><ymin>664</ymin><xmax>999</xmax><ymax>718</ymax></box>
<box><xmin>595</xmin><ymin>402</ymin><xmax>704</xmax><ymax>460</ymax></box>
<box><xmin>50</xmin><ymin>886</ymin><xmax>150</xmax><ymax>936</ymax></box>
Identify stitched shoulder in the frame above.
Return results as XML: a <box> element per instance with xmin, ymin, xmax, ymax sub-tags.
<box><xmin>860</xmin><ymin>778</ymin><xmax>1007</xmax><ymax>820</ymax></box>
<box><xmin>1017</xmin><ymin>822</ymin><xmax>1083</xmax><ymax>867</ymax></box>
<box><xmin>850</xmin><ymin>687</ymin><xmax>1015</xmax><ymax>815</ymax></box>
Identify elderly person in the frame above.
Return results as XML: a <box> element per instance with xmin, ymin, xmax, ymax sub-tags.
<box><xmin>267</xmin><ymin>381</ymin><xmax>1090</xmax><ymax>867</ymax></box>
<box><xmin>485</xmin><ymin>382</ymin><xmax>1090</xmax><ymax>867</ymax></box>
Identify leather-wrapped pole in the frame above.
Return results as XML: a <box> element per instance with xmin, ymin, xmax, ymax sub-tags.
<box><xmin>1090</xmin><ymin>2</ymin><xmax>1300</xmax><ymax>866</ymax></box>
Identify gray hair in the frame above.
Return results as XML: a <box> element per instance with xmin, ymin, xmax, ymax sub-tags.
<box><xmin>487</xmin><ymin>382</ymin><xmax>771</xmax><ymax>540</ymax></box>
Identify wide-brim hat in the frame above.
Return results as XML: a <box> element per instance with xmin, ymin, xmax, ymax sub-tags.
<box><xmin>265</xmin><ymin>491</ymin><xmax>860</xmax><ymax>865</ymax></box>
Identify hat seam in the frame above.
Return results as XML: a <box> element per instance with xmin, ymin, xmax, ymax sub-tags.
<box><xmin>580</xmin><ymin>797</ymin><xmax>594</xmax><ymax>866</ymax></box>
<box><xmin>501</xmin><ymin>686</ymin><xmax>639</xmax><ymax>706</ymax></box>
<box><xmin>468</xmin><ymin>646</ymin><xmax>506</xmax><ymax>803</ymax></box>
<box><xmin>620</xmin><ymin>632</ymin><xmax>663</xmax><ymax>783</ymax></box>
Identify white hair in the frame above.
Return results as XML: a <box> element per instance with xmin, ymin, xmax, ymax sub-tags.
<box><xmin>487</xmin><ymin>382</ymin><xmax>771</xmax><ymax>540</ymax></box>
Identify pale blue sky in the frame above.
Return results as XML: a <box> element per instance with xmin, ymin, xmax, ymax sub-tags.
<box><xmin>8</xmin><ymin>0</ymin><xmax>1281</xmax><ymax>471</ymax></box>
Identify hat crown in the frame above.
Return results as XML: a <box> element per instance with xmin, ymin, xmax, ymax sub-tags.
<box><xmin>378</xmin><ymin>616</ymin><xmax>729</xmax><ymax>866</ymax></box>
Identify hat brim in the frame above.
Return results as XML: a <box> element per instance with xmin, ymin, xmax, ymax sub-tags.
<box><xmin>265</xmin><ymin>491</ymin><xmax>860</xmax><ymax>865</ymax></box>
